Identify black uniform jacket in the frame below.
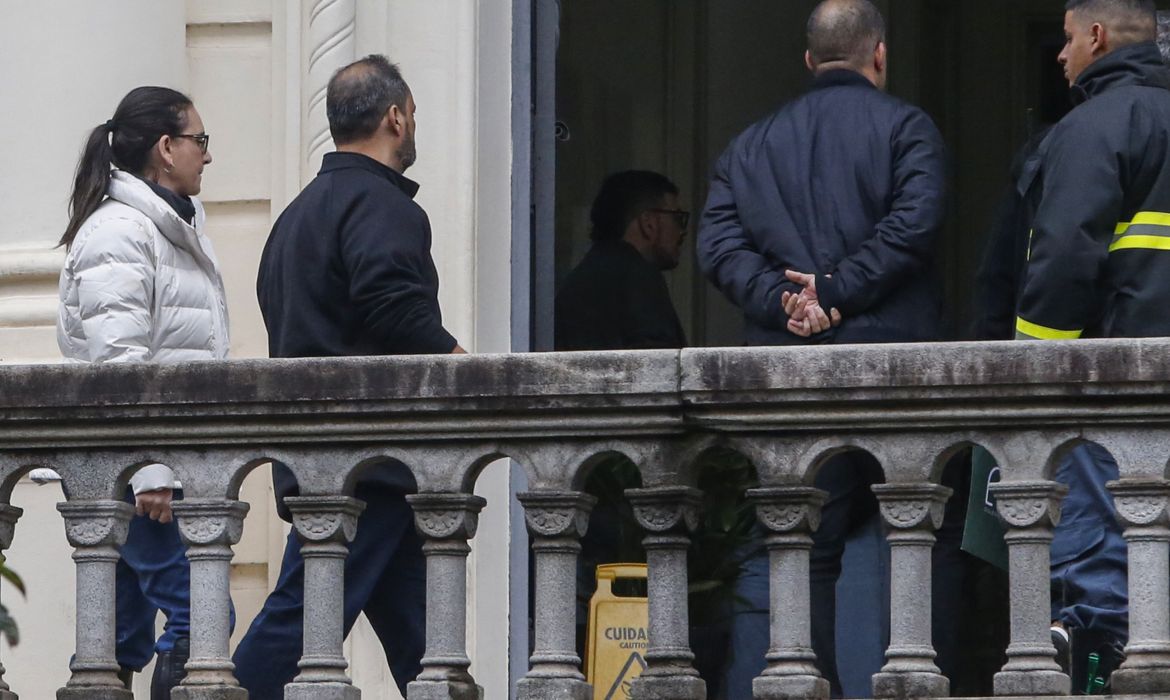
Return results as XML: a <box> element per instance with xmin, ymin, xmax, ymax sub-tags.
<box><xmin>257</xmin><ymin>152</ymin><xmax>457</xmax><ymax>515</ymax></box>
<box><xmin>555</xmin><ymin>239</ymin><xmax>686</xmax><ymax>350</ymax></box>
<box><xmin>1015</xmin><ymin>42</ymin><xmax>1170</xmax><ymax>340</ymax></box>
<box><xmin>697</xmin><ymin>69</ymin><xmax>947</xmax><ymax>346</ymax></box>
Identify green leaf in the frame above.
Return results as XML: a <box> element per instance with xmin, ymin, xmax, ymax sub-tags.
<box><xmin>0</xmin><ymin>605</ymin><xmax>19</xmax><ymax>646</ymax></box>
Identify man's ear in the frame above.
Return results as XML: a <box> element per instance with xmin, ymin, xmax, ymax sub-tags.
<box><xmin>874</xmin><ymin>41</ymin><xmax>887</xmax><ymax>74</ymax></box>
<box><xmin>1090</xmin><ymin>22</ymin><xmax>1109</xmax><ymax>55</ymax></box>
<box><xmin>386</xmin><ymin>104</ymin><xmax>403</xmax><ymax>136</ymax></box>
<box><xmin>805</xmin><ymin>50</ymin><xmax>816</xmax><ymax>73</ymax></box>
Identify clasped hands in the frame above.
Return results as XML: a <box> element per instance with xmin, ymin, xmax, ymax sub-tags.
<box><xmin>781</xmin><ymin>270</ymin><xmax>842</xmax><ymax>338</ymax></box>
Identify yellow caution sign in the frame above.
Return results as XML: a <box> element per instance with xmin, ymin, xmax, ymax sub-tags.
<box><xmin>585</xmin><ymin>563</ymin><xmax>649</xmax><ymax>700</ymax></box>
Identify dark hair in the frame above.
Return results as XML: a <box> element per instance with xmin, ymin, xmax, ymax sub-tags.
<box><xmin>590</xmin><ymin>171</ymin><xmax>679</xmax><ymax>242</ymax></box>
<box><xmin>327</xmin><ymin>55</ymin><xmax>411</xmax><ymax>144</ymax></box>
<box><xmin>60</xmin><ymin>87</ymin><xmax>192</xmax><ymax>249</ymax></box>
<box><xmin>807</xmin><ymin>0</ymin><xmax>887</xmax><ymax>68</ymax></box>
<box><xmin>1065</xmin><ymin>0</ymin><xmax>1157</xmax><ymax>47</ymax></box>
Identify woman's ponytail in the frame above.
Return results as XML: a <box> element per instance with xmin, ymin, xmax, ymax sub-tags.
<box><xmin>60</xmin><ymin>122</ymin><xmax>116</xmax><ymax>249</ymax></box>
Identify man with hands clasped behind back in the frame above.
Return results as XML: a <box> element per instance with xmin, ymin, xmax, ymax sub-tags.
<box><xmin>697</xmin><ymin>1</ymin><xmax>951</xmax><ymax>695</ymax></box>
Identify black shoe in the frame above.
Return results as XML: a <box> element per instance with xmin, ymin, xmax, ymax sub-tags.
<box><xmin>1052</xmin><ymin>626</ymin><xmax>1071</xmax><ymax>676</ymax></box>
<box><xmin>117</xmin><ymin>667</ymin><xmax>134</xmax><ymax>690</ymax></box>
<box><xmin>151</xmin><ymin>637</ymin><xmax>189</xmax><ymax>700</ymax></box>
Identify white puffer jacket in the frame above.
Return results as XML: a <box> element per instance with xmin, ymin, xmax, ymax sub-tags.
<box><xmin>56</xmin><ymin>170</ymin><xmax>230</xmax><ymax>493</ymax></box>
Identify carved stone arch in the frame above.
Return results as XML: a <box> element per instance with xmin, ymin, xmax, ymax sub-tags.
<box><xmin>48</xmin><ymin>449</ymin><xmax>163</xmax><ymax>501</ymax></box>
<box><xmin>1044</xmin><ymin>435</ymin><xmax>1119</xmax><ymax>484</ymax></box>
<box><xmin>978</xmin><ymin>429</ymin><xmax>1077</xmax><ymax>481</ymax></box>
<box><xmin>635</xmin><ymin>434</ymin><xmax>722</xmax><ymax>488</ymax></box>
<box><xmin>330</xmin><ymin>446</ymin><xmax>425</xmax><ymax>494</ymax></box>
<box><xmin>565</xmin><ymin>439</ymin><xmax>649</xmax><ymax>491</ymax></box>
<box><xmin>0</xmin><ymin>452</ymin><xmax>58</xmax><ymax>503</ymax></box>
<box><xmin>794</xmin><ymin>437</ymin><xmax>890</xmax><ymax>486</ymax></box>
<box><xmin>930</xmin><ymin>434</ymin><xmax>1009</xmax><ymax>484</ymax></box>
<box><xmin>1081</xmin><ymin>428</ymin><xmax>1170</xmax><ymax>480</ymax></box>
<box><xmin>458</xmin><ymin>443</ymin><xmax>539</xmax><ymax>494</ymax></box>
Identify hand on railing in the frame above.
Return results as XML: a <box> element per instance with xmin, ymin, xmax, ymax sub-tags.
<box><xmin>135</xmin><ymin>488</ymin><xmax>174</xmax><ymax>523</ymax></box>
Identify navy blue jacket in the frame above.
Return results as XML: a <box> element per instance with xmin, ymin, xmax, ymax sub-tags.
<box><xmin>698</xmin><ymin>69</ymin><xmax>947</xmax><ymax>345</ymax></box>
<box><xmin>257</xmin><ymin>152</ymin><xmax>457</xmax><ymax>517</ymax></box>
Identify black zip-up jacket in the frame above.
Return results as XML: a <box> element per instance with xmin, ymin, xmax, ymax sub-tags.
<box><xmin>697</xmin><ymin>69</ymin><xmax>947</xmax><ymax>346</ymax></box>
<box><xmin>257</xmin><ymin>152</ymin><xmax>457</xmax><ymax>515</ymax></box>
<box><xmin>1015</xmin><ymin>42</ymin><xmax>1170</xmax><ymax>340</ymax></box>
<box><xmin>555</xmin><ymin>239</ymin><xmax>686</xmax><ymax>351</ymax></box>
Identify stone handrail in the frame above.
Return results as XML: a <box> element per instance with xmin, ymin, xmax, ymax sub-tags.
<box><xmin>0</xmin><ymin>338</ymin><xmax>1168</xmax><ymax>698</ymax></box>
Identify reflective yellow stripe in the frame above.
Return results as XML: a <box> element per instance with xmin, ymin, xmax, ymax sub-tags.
<box><xmin>1115</xmin><ymin>211</ymin><xmax>1170</xmax><ymax>235</ymax></box>
<box><xmin>1015</xmin><ymin>317</ymin><xmax>1083</xmax><ymax>340</ymax></box>
<box><xmin>1112</xmin><ymin>211</ymin><xmax>1170</xmax><ymax>251</ymax></box>
<box><xmin>1110</xmin><ymin>234</ymin><xmax>1170</xmax><ymax>253</ymax></box>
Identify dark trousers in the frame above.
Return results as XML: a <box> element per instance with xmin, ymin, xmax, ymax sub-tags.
<box><xmin>1051</xmin><ymin>444</ymin><xmax>1128</xmax><ymax>641</ymax></box>
<box><xmin>232</xmin><ymin>483</ymin><xmax>426</xmax><ymax>699</ymax></box>
<box><xmin>115</xmin><ymin>488</ymin><xmax>191</xmax><ymax>671</ymax></box>
<box><xmin>725</xmin><ymin>453</ymin><xmax>966</xmax><ymax>698</ymax></box>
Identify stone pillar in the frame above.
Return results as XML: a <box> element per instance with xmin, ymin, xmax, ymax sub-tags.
<box><xmin>406</xmin><ymin>493</ymin><xmax>486</xmax><ymax>700</ymax></box>
<box><xmin>746</xmin><ymin>486</ymin><xmax>829</xmax><ymax>700</ymax></box>
<box><xmin>989</xmin><ymin>480</ymin><xmax>1070</xmax><ymax>696</ymax></box>
<box><xmin>626</xmin><ymin>487</ymin><xmax>705</xmax><ymax>700</ymax></box>
<box><xmin>303</xmin><ymin>0</ymin><xmax>356</xmax><ymax>180</ymax></box>
<box><xmin>282</xmin><ymin>496</ymin><xmax>366</xmax><ymax>700</ymax></box>
<box><xmin>172</xmin><ymin>500</ymin><xmax>251</xmax><ymax>700</ymax></box>
<box><xmin>516</xmin><ymin>491</ymin><xmax>596</xmax><ymax>700</ymax></box>
<box><xmin>1108</xmin><ymin>478</ymin><xmax>1170</xmax><ymax>694</ymax></box>
<box><xmin>870</xmin><ymin>483</ymin><xmax>952</xmax><ymax>699</ymax></box>
<box><xmin>0</xmin><ymin>504</ymin><xmax>22</xmax><ymax>700</ymax></box>
<box><xmin>56</xmin><ymin>500</ymin><xmax>134</xmax><ymax>700</ymax></box>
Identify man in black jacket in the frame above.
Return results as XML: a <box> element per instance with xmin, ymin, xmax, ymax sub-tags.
<box><xmin>1014</xmin><ymin>0</ymin><xmax>1170</xmax><ymax>690</ymax></box>
<box><xmin>697</xmin><ymin>2</ymin><xmax>953</xmax><ymax>697</ymax></box>
<box><xmin>555</xmin><ymin>170</ymin><xmax>688</xmax><ymax>351</ymax></box>
<box><xmin>235</xmin><ymin>55</ymin><xmax>463</xmax><ymax>698</ymax></box>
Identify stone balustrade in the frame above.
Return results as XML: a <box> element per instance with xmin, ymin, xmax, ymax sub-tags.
<box><xmin>0</xmin><ymin>339</ymin><xmax>1169</xmax><ymax>699</ymax></box>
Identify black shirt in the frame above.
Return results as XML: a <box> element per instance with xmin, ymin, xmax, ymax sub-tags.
<box><xmin>555</xmin><ymin>239</ymin><xmax>686</xmax><ymax>350</ymax></box>
<box><xmin>257</xmin><ymin>151</ymin><xmax>457</xmax><ymax>358</ymax></box>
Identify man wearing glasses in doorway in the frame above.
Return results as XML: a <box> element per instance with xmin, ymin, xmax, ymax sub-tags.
<box><xmin>555</xmin><ymin>170</ymin><xmax>689</xmax><ymax>352</ymax></box>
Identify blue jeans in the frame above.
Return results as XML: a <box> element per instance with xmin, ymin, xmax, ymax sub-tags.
<box><xmin>232</xmin><ymin>483</ymin><xmax>426</xmax><ymax>699</ymax></box>
<box><xmin>115</xmin><ymin>489</ymin><xmax>191</xmax><ymax>671</ymax></box>
<box><xmin>1051</xmin><ymin>444</ymin><xmax>1128</xmax><ymax>641</ymax></box>
<box><xmin>724</xmin><ymin>452</ymin><xmax>967</xmax><ymax>699</ymax></box>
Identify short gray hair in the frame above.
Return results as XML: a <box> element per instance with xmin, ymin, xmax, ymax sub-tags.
<box><xmin>326</xmin><ymin>55</ymin><xmax>410</xmax><ymax>144</ymax></box>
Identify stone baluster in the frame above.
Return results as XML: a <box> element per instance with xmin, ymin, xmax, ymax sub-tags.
<box><xmin>0</xmin><ymin>504</ymin><xmax>21</xmax><ymax>700</ymax></box>
<box><xmin>870</xmin><ymin>483</ymin><xmax>952</xmax><ymax>699</ymax></box>
<box><xmin>172</xmin><ymin>500</ymin><xmax>250</xmax><ymax>700</ymax></box>
<box><xmin>1107</xmin><ymin>478</ymin><xmax>1170</xmax><ymax>694</ymax></box>
<box><xmin>989</xmin><ymin>480</ymin><xmax>1070</xmax><ymax>696</ymax></box>
<box><xmin>56</xmin><ymin>500</ymin><xmax>134</xmax><ymax>700</ymax></box>
<box><xmin>283</xmin><ymin>495</ymin><xmax>366</xmax><ymax>700</ymax></box>
<box><xmin>405</xmin><ymin>493</ymin><xmax>486</xmax><ymax>700</ymax></box>
<box><xmin>626</xmin><ymin>486</ymin><xmax>705</xmax><ymax>700</ymax></box>
<box><xmin>516</xmin><ymin>491</ymin><xmax>596</xmax><ymax>700</ymax></box>
<box><xmin>746</xmin><ymin>486</ymin><xmax>830</xmax><ymax>700</ymax></box>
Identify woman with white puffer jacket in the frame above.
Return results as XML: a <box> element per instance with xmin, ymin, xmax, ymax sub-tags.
<box><xmin>55</xmin><ymin>85</ymin><xmax>227</xmax><ymax>699</ymax></box>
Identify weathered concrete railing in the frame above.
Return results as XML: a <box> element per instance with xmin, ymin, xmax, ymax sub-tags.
<box><xmin>1</xmin><ymin>339</ymin><xmax>1169</xmax><ymax>699</ymax></box>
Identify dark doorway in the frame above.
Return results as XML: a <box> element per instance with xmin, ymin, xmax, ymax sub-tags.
<box><xmin>549</xmin><ymin>0</ymin><xmax>1072</xmax><ymax>347</ymax></box>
